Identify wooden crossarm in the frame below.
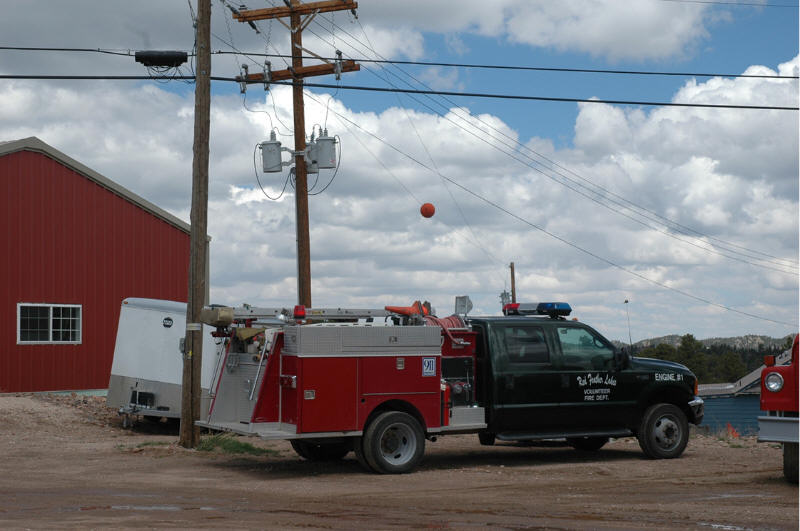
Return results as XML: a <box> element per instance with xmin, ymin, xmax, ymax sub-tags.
<box><xmin>234</xmin><ymin>1</ymin><xmax>358</xmax><ymax>22</ymax></box>
<box><xmin>237</xmin><ymin>60</ymin><xmax>359</xmax><ymax>83</ymax></box>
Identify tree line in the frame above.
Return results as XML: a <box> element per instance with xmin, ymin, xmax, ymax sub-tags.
<box><xmin>636</xmin><ymin>334</ymin><xmax>794</xmax><ymax>384</ymax></box>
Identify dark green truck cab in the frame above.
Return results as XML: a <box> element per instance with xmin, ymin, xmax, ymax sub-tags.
<box><xmin>468</xmin><ymin>304</ymin><xmax>704</xmax><ymax>458</ymax></box>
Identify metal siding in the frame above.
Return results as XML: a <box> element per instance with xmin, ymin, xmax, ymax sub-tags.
<box><xmin>702</xmin><ymin>395</ymin><xmax>761</xmax><ymax>435</ymax></box>
<box><xmin>0</xmin><ymin>150</ymin><xmax>190</xmax><ymax>392</ymax></box>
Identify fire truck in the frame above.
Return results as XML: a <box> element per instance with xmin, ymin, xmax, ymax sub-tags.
<box><xmin>197</xmin><ymin>299</ymin><xmax>704</xmax><ymax>474</ymax></box>
<box><xmin>758</xmin><ymin>334</ymin><xmax>798</xmax><ymax>483</ymax></box>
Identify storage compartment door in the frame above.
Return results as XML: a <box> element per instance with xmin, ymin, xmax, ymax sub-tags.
<box><xmin>299</xmin><ymin>357</ymin><xmax>358</xmax><ymax>433</ymax></box>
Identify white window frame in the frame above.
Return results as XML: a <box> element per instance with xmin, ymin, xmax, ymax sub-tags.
<box><xmin>17</xmin><ymin>303</ymin><xmax>82</xmax><ymax>345</ymax></box>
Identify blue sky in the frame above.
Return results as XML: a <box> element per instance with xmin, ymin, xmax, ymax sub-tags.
<box><xmin>1</xmin><ymin>1</ymin><xmax>798</xmax><ymax>342</ymax></box>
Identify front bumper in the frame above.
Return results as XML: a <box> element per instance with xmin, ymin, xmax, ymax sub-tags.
<box><xmin>758</xmin><ymin>415</ymin><xmax>799</xmax><ymax>444</ymax></box>
<box><xmin>689</xmin><ymin>397</ymin><xmax>704</xmax><ymax>425</ymax></box>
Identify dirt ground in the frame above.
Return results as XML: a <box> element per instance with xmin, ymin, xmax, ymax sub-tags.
<box><xmin>0</xmin><ymin>394</ymin><xmax>796</xmax><ymax>530</ymax></box>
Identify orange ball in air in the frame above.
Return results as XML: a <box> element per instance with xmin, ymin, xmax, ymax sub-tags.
<box><xmin>420</xmin><ymin>202</ymin><xmax>435</xmax><ymax>218</ymax></box>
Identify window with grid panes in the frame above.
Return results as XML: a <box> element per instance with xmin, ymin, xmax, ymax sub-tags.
<box><xmin>17</xmin><ymin>304</ymin><xmax>81</xmax><ymax>344</ymax></box>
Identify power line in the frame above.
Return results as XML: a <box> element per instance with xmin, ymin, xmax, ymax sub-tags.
<box><xmin>0</xmin><ymin>46</ymin><xmax>133</xmax><ymax>56</ymax></box>
<box><xmin>341</xmin><ymin>18</ymin><xmax>796</xmax><ymax>277</ymax></box>
<box><xmin>266</xmin><ymin>80</ymin><xmax>800</xmax><ymax>111</ymax></box>
<box><xmin>266</xmin><ymin>4</ymin><xmax>785</xmax><ymax>281</ymax></box>
<box><xmin>4</xmin><ymin>74</ymin><xmax>794</xmax><ymax>111</ymax></box>
<box><xmin>304</xmin><ymin>90</ymin><xmax>796</xmax><ymax>327</ymax></box>
<box><xmin>210</xmin><ymin>52</ymin><xmax>798</xmax><ymax>80</ymax></box>
<box><xmin>2</xmin><ymin>46</ymin><xmax>796</xmax><ymax>80</ymax></box>
<box><xmin>0</xmin><ymin>74</ymin><xmax>199</xmax><ymax>80</ymax></box>
<box><xmin>304</xmin><ymin>16</ymin><xmax>798</xmax><ymax>273</ymax></box>
<box><xmin>301</xmin><ymin>15</ymin><xmax>796</xmax><ymax>280</ymax></box>
<box><xmin>344</xmin><ymin>64</ymin><xmax>797</xmax><ymax>275</ymax></box>
<box><xmin>355</xmin><ymin>64</ymin><xmax>799</xmax><ymax>269</ymax></box>
<box><xmin>350</xmin><ymin>18</ymin><xmax>507</xmax><ymax>271</ymax></box>
<box><xmin>7</xmin><ymin>36</ymin><xmax>797</xmax><ymax>269</ymax></box>
<box><xmin>305</xmin><ymin>18</ymin><xmax>799</xmax><ymax>267</ymax></box>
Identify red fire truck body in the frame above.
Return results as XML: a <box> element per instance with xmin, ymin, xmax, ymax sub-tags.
<box><xmin>245</xmin><ymin>327</ymin><xmax>466</xmax><ymax>434</ymax></box>
<box><xmin>199</xmin><ymin>306</ymin><xmax>486</xmax><ymax>472</ymax></box>
<box><xmin>758</xmin><ymin>334</ymin><xmax>799</xmax><ymax>483</ymax></box>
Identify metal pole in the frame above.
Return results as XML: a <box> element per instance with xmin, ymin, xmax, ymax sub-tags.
<box><xmin>624</xmin><ymin>299</ymin><xmax>633</xmax><ymax>348</ymax></box>
<box><xmin>510</xmin><ymin>262</ymin><xmax>516</xmax><ymax>304</ymax></box>
<box><xmin>180</xmin><ymin>0</ymin><xmax>210</xmax><ymax>448</ymax></box>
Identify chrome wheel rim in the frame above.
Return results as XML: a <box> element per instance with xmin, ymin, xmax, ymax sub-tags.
<box><xmin>379</xmin><ymin>422</ymin><xmax>416</xmax><ymax>466</ymax></box>
<box><xmin>653</xmin><ymin>415</ymin><xmax>681</xmax><ymax>451</ymax></box>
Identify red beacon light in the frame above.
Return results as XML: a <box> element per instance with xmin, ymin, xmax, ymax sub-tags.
<box><xmin>502</xmin><ymin>303</ymin><xmax>521</xmax><ymax>315</ymax></box>
<box><xmin>293</xmin><ymin>305</ymin><xmax>306</xmax><ymax>320</ymax></box>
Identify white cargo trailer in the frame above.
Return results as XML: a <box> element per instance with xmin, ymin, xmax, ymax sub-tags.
<box><xmin>107</xmin><ymin>298</ymin><xmax>222</xmax><ymax>425</ymax></box>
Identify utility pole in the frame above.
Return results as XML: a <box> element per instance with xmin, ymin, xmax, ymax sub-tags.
<box><xmin>290</xmin><ymin>6</ymin><xmax>311</xmax><ymax>308</ymax></box>
<box><xmin>180</xmin><ymin>0</ymin><xmax>211</xmax><ymax>448</ymax></box>
<box><xmin>509</xmin><ymin>262</ymin><xmax>517</xmax><ymax>303</ymax></box>
<box><xmin>233</xmin><ymin>0</ymin><xmax>359</xmax><ymax>308</ymax></box>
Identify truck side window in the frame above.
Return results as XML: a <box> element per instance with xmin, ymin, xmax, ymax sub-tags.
<box><xmin>495</xmin><ymin>325</ymin><xmax>549</xmax><ymax>364</ymax></box>
<box><xmin>556</xmin><ymin>327</ymin><xmax>614</xmax><ymax>370</ymax></box>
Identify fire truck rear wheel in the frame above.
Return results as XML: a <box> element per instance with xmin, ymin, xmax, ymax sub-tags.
<box><xmin>362</xmin><ymin>411</ymin><xmax>425</xmax><ymax>474</ymax></box>
<box><xmin>637</xmin><ymin>403</ymin><xmax>689</xmax><ymax>459</ymax></box>
<box><xmin>290</xmin><ymin>440</ymin><xmax>350</xmax><ymax>461</ymax></box>
<box><xmin>784</xmin><ymin>442</ymin><xmax>798</xmax><ymax>483</ymax></box>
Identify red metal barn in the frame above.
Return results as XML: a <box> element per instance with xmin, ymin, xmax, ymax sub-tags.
<box><xmin>0</xmin><ymin>137</ymin><xmax>193</xmax><ymax>392</ymax></box>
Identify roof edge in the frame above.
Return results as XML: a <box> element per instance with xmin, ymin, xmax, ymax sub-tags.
<box><xmin>0</xmin><ymin>136</ymin><xmax>192</xmax><ymax>234</ymax></box>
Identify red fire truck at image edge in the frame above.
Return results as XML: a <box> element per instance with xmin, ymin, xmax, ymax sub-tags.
<box><xmin>758</xmin><ymin>333</ymin><xmax>799</xmax><ymax>483</ymax></box>
<box><xmin>196</xmin><ymin>298</ymin><xmax>704</xmax><ymax>474</ymax></box>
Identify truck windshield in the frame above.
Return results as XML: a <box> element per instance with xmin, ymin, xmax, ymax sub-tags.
<box><xmin>556</xmin><ymin>326</ymin><xmax>614</xmax><ymax>371</ymax></box>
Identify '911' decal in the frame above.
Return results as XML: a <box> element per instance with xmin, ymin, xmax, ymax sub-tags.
<box><xmin>422</xmin><ymin>357</ymin><xmax>436</xmax><ymax>376</ymax></box>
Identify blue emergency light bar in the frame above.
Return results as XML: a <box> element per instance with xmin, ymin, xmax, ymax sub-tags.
<box><xmin>536</xmin><ymin>302</ymin><xmax>572</xmax><ymax>317</ymax></box>
<box><xmin>503</xmin><ymin>302</ymin><xmax>572</xmax><ymax>318</ymax></box>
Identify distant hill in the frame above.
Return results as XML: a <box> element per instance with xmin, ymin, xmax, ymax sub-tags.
<box><xmin>612</xmin><ymin>334</ymin><xmax>794</xmax><ymax>351</ymax></box>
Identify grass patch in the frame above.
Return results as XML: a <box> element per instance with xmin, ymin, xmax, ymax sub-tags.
<box><xmin>137</xmin><ymin>441</ymin><xmax>169</xmax><ymax>448</ymax></box>
<box><xmin>115</xmin><ymin>441</ymin><xmax>171</xmax><ymax>451</ymax></box>
<box><xmin>197</xmin><ymin>433</ymin><xmax>277</xmax><ymax>456</ymax></box>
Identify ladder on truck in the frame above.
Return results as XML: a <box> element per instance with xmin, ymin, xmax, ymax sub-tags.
<box><xmin>200</xmin><ymin>299</ymin><xmax>442</xmax><ymax>328</ymax></box>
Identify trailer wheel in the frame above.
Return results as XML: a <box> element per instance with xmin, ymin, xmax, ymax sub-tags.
<box><xmin>362</xmin><ymin>411</ymin><xmax>425</xmax><ymax>474</ymax></box>
<box><xmin>567</xmin><ymin>436</ymin><xmax>609</xmax><ymax>451</ymax></box>
<box><xmin>290</xmin><ymin>440</ymin><xmax>350</xmax><ymax>461</ymax></box>
<box><xmin>637</xmin><ymin>403</ymin><xmax>689</xmax><ymax>459</ymax></box>
<box><xmin>783</xmin><ymin>442</ymin><xmax>798</xmax><ymax>483</ymax></box>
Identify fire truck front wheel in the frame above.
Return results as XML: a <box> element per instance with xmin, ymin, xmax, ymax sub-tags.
<box><xmin>362</xmin><ymin>411</ymin><xmax>425</xmax><ymax>474</ymax></box>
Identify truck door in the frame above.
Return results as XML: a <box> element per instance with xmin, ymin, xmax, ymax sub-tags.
<box><xmin>490</xmin><ymin>322</ymin><xmax>563</xmax><ymax>431</ymax></box>
<box><xmin>553</xmin><ymin>324</ymin><xmax>629</xmax><ymax>428</ymax></box>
